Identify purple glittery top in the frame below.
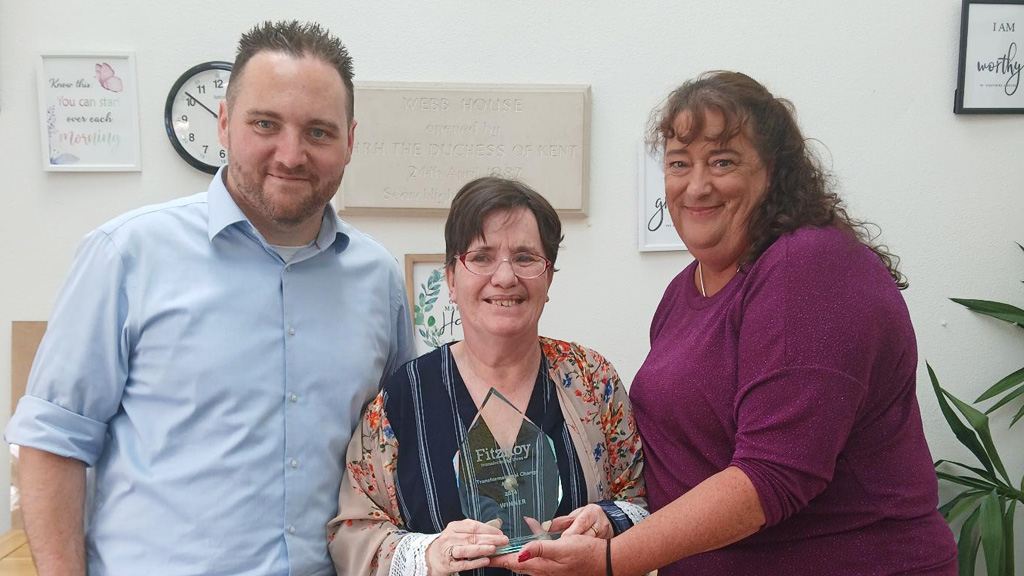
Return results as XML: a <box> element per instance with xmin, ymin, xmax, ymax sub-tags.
<box><xmin>630</xmin><ymin>226</ymin><xmax>956</xmax><ymax>575</ymax></box>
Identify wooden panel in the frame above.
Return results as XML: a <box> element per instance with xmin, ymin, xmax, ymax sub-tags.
<box><xmin>10</xmin><ymin>322</ymin><xmax>47</xmax><ymax>530</ymax></box>
<box><xmin>0</xmin><ymin>556</ymin><xmax>37</xmax><ymax>576</ymax></box>
<box><xmin>0</xmin><ymin>531</ymin><xmax>25</xmax><ymax>560</ymax></box>
<box><xmin>5</xmin><ymin>547</ymin><xmax>30</xmax><ymax>559</ymax></box>
<box><xmin>11</xmin><ymin>323</ymin><xmax>46</xmax><ymax>406</ymax></box>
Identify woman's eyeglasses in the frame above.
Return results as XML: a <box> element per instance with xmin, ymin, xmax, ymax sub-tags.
<box><xmin>457</xmin><ymin>250</ymin><xmax>551</xmax><ymax>279</ymax></box>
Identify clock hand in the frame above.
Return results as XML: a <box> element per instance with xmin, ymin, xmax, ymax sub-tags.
<box><xmin>184</xmin><ymin>92</ymin><xmax>219</xmax><ymax>119</ymax></box>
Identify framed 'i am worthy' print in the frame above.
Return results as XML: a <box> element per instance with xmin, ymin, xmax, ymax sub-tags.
<box><xmin>955</xmin><ymin>0</ymin><xmax>1024</xmax><ymax>113</ymax></box>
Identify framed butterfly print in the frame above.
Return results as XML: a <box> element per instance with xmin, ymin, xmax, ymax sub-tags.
<box><xmin>36</xmin><ymin>52</ymin><xmax>142</xmax><ymax>171</ymax></box>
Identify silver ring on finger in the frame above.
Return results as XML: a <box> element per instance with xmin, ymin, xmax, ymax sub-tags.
<box><xmin>445</xmin><ymin>544</ymin><xmax>455</xmax><ymax>561</ymax></box>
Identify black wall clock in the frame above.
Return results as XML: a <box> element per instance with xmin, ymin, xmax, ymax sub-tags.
<box><xmin>164</xmin><ymin>61</ymin><xmax>232</xmax><ymax>174</ymax></box>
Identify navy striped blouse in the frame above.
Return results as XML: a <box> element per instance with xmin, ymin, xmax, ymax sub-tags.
<box><xmin>384</xmin><ymin>344</ymin><xmax>587</xmax><ymax>576</ymax></box>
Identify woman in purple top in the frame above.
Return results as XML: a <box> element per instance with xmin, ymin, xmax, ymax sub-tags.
<box><xmin>514</xmin><ymin>72</ymin><xmax>957</xmax><ymax>575</ymax></box>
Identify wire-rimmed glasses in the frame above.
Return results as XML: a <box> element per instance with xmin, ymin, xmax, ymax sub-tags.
<box><xmin>457</xmin><ymin>250</ymin><xmax>551</xmax><ymax>279</ymax></box>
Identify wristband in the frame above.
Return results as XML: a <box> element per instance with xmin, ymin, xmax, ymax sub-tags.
<box><xmin>606</xmin><ymin>538</ymin><xmax>613</xmax><ymax>576</ymax></box>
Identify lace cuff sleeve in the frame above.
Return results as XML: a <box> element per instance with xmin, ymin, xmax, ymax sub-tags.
<box><xmin>389</xmin><ymin>532</ymin><xmax>440</xmax><ymax>576</ymax></box>
<box><xmin>597</xmin><ymin>500</ymin><xmax>650</xmax><ymax>535</ymax></box>
<box><xmin>613</xmin><ymin>500</ymin><xmax>649</xmax><ymax>526</ymax></box>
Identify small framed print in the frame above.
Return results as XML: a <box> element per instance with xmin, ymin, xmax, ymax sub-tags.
<box><xmin>37</xmin><ymin>52</ymin><xmax>142</xmax><ymax>170</ymax></box>
<box><xmin>638</xmin><ymin>142</ymin><xmax>686</xmax><ymax>252</ymax></box>
<box><xmin>955</xmin><ymin>0</ymin><xmax>1024</xmax><ymax>113</ymax></box>
<box><xmin>405</xmin><ymin>254</ymin><xmax>463</xmax><ymax>355</ymax></box>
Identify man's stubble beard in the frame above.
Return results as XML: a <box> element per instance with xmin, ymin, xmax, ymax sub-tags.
<box><xmin>228</xmin><ymin>161</ymin><xmax>344</xmax><ymax>229</ymax></box>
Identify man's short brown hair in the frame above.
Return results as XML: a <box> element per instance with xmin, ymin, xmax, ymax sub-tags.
<box><xmin>227</xmin><ymin>20</ymin><xmax>354</xmax><ymax>123</ymax></box>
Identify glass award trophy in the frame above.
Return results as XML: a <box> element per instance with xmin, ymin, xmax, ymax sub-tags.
<box><xmin>453</xmin><ymin>388</ymin><xmax>562</xmax><ymax>555</ymax></box>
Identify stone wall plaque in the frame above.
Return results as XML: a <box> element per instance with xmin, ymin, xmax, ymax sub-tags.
<box><xmin>340</xmin><ymin>82</ymin><xmax>590</xmax><ymax>216</ymax></box>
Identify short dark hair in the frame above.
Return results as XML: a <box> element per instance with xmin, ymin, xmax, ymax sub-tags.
<box><xmin>227</xmin><ymin>20</ymin><xmax>354</xmax><ymax>122</ymax></box>
<box><xmin>648</xmin><ymin>71</ymin><xmax>907</xmax><ymax>289</ymax></box>
<box><xmin>444</xmin><ymin>177</ymin><xmax>563</xmax><ymax>272</ymax></box>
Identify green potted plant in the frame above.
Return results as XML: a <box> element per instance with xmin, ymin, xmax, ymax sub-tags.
<box><xmin>931</xmin><ymin>244</ymin><xmax>1024</xmax><ymax>576</ymax></box>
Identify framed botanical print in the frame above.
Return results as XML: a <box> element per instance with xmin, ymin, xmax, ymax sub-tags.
<box><xmin>405</xmin><ymin>254</ymin><xmax>463</xmax><ymax>355</ymax></box>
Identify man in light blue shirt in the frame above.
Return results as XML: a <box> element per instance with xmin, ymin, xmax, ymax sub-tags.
<box><xmin>5</xmin><ymin>21</ymin><xmax>415</xmax><ymax>576</ymax></box>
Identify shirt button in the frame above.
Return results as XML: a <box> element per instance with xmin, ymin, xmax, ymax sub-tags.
<box><xmin>288</xmin><ymin>525</ymin><xmax>296</xmax><ymax>534</ymax></box>
<box><xmin>290</xmin><ymin>459</ymin><xmax>299</xmax><ymax>468</ymax></box>
<box><xmin>290</xmin><ymin>394</ymin><xmax>298</xmax><ymax>403</ymax></box>
<box><xmin>288</xmin><ymin>326</ymin><xmax>296</xmax><ymax>336</ymax></box>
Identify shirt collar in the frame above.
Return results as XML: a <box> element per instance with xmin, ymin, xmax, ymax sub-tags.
<box><xmin>317</xmin><ymin>201</ymin><xmax>350</xmax><ymax>253</ymax></box>
<box><xmin>206</xmin><ymin>166</ymin><xmax>350</xmax><ymax>252</ymax></box>
<box><xmin>207</xmin><ymin>167</ymin><xmax>248</xmax><ymax>241</ymax></box>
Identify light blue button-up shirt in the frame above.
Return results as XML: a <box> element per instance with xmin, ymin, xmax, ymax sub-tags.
<box><xmin>6</xmin><ymin>171</ymin><xmax>415</xmax><ymax>575</ymax></box>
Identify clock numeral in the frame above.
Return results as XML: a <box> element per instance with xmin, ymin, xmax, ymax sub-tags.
<box><xmin>197</xmin><ymin>85</ymin><xmax>206</xmax><ymax>94</ymax></box>
<box><xmin>188</xmin><ymin>133</ymin><xmax>195</xmax><ymax>142</ymax></box>
<box><xmin>181</xmin><ymin>114</ymin><xmax>188</xmax><ymax>122</ymax></box>
<box><xmin>213</xmin><ymin>79</ymin><xmax>225</xmax><ymax>89</ymax></box>
<box><xmin>220</xmin><ymin>149</ymin><xmax>226</xmax><ymax>159</ymax></box>
<box><xmin>186</xmin><ymin>96</ymin><xmax>196</xmax><ymax>107</ymax></box>
<box><xmin>202</xmin><ymin>145</ymin><xmax>209</xmax><ymax>154</ymax></box>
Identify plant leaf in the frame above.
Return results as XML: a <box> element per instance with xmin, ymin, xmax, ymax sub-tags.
<box><xmin>983</xmin><ymin>381</ymin><xmax>1024</xmax><ymax>420</ymax></box>
<box><xmin>938</xmin><ymin>488</ymin><xmax>969</xmax><ymax>515</ymax></box>
<box><xmin>939</xmin><ymin>489</ymin><xmax>984</xmax><ymax>523</ymax></box>
<box><xmin>958</xmin><ymin>506</ymin><xmax>982</xmax><ymax>576</ymax></box>
<box><xmin>1004</xmin><ymin>500</ymin><xmax>1016</xmax><ymax>575</ymax></box>
<box><xmin>979</xmin><ymin>490</ymin><xmax>1004</xmax><ymax>576</ymax></box>
<box><xmin>951</xmin><ymin>298</ymin><xmax>1024</xmax><ymax>327</ymax></box>
<box><xmin>942</xmin><ymin>387</ymin><xmax>1011</xmax><ymax>485</ymax></box>
<box><xmin>976</xmin><ymin>365</ymin><xmax>1024</xmax><ymax>403</ymax></box>
<box><xmin>937</xmin><ymin>471</ymin><xmax>997</xmax><ymax>491</ymax></box>
<box><xmin>1011</xmin><ymin>402</ymin><xmax>1024</xmax><ymax>428</ymax></box>
<box><xmin>935</xmin><ymin>459</ymin><xmax>996</xmax><ymax>482</ymax></box>
<box><xmin>928</xmin><ymin>364</ymin><xmax>997</xmax><ymax>480</ymax></box>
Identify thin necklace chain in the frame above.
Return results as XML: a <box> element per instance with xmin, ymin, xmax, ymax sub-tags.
<box><xmin>697</xmin><ymin>261</ymin><xmax>741</xmax><ymax>298</ymax></box>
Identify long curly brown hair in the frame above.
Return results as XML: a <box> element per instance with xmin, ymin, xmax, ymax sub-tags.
<box><xmin>648</xmin><ymin>71</ymin><xmax>907</xmax><ymax>289</ymax></box>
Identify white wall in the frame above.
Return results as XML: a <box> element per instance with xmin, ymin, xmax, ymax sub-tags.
<box><xmin>2</xmin><ymin>0</ymin><xmax>1023</xmax><ymax>569</ymax></box>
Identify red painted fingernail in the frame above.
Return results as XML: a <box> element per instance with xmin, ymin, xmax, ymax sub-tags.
<box><xmin>518</xmin><ymin>550</ymin><xmax>532</xmax><ymax>562</ymax></box>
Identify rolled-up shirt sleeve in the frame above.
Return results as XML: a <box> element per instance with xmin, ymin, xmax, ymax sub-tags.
<box><xmin>6</xmin><ymin>229</ymin><xmax>130</xmax><ymax>466</ymax></box>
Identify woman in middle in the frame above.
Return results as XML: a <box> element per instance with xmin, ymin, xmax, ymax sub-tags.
<box><xmin>329</xmin><ymin>176</ymin><xmax>646</xmax><ymax>576</ymax></box>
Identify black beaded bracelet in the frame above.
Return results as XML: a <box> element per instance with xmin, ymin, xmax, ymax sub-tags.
<box><xmin>605</xmin><ymin>538</ymin><xmax>613</xmax><ymax>576</ymax></box>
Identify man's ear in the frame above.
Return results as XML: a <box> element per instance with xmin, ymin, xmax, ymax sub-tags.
<box><xmin>344</xmin><ymin>119</ymin><xmax>357</xmax><ymax>166</ymax></box>
<box><xmin>217</xmin><ymin>99</ymin><xmax>230</xmax><ymax>149</ymax></box>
